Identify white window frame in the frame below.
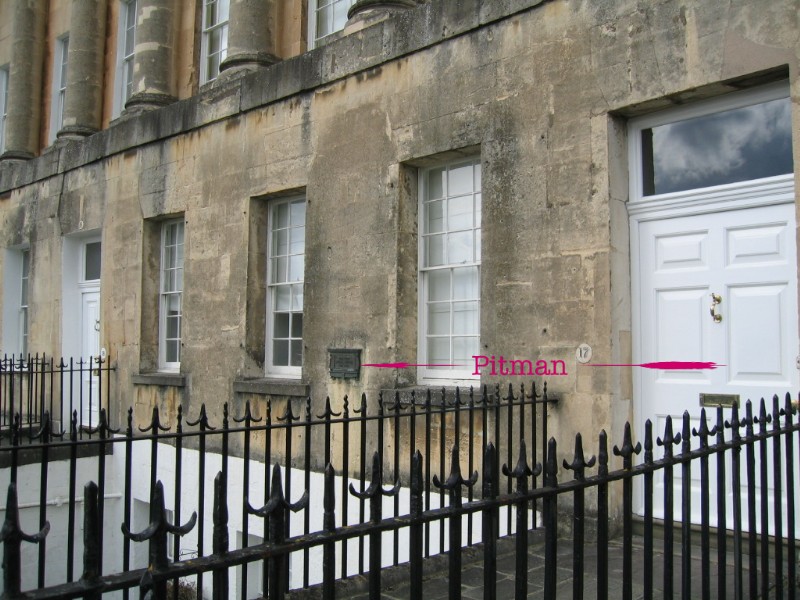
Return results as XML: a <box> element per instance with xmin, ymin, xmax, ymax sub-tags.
<box><xmin>418</xmin><ymin>157</ymin><xmax>482</xmax><ymax>384</ymax></box>
<box><xmin>308</xmin><ymin>0</ymin><xmax>356</xmax><ymax>48</ymax></box>
<box><xmin>200</xmin><ymin>0</ymin><xmax>229</xmax><ymax>84</ymax></box>
<box><xmin>113</xmin><ymin>0</ymin><xmax>137</xmax><ymax>117</ymax></box>
<box><xmin>49</xmin><ymin>34</ymin><xmax>69</xmax><ymax>143</ymax></box>
<box><xmin>159</xmin><ymin>220</ymin><xmax>184</xmax><ymax>372</ymax></box>
<box><xmin>0</xmin><ymin>65</ymin><xmax>8</xmax><ymax>153</ymax></box>
<box><xmin>265</xmin><ymin>197</ymin><xmax>306</xmax><ymax>378</ymax></box>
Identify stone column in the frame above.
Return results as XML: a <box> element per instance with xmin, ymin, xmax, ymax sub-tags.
<box><xmin>125</xmin><ymin>0</ymin><xmax>177</xmax><ymax>113</ymax></box>
<box><xmin>347</xmin><ymin>0</ymin><xmax>418</xmax><ymax>25</ymax></box>
<box><xmin>0</xmin><ymin>0</ymin><xmax>47</xmax><ymax>161</ymax></box>
<box><xmin>219</xmin><ymin>0</ymin><xmax>279</xmax><ymax>76</ymax></box>
<box><xmin>58</xmin><ymin>0</ymin><xmax>108</xmax><ymax>139</ymax></box>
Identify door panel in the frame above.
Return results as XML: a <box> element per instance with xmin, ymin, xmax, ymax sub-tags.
<box><xmin>636</xmin><ymin>202</ymin><xmax>799</xmax><ymax>533</ymax></box>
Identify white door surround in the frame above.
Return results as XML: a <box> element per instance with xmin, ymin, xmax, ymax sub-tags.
<box><xmin>627</xmin><ymin>83</ymin><xmax>798</xmax><ymax>533</ymax></box>
<box><xmin>62</xmin><ymin>235</ymin><xmax>102</xmax><ymax>427</ymax></box>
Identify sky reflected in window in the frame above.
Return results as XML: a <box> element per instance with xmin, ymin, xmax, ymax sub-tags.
<box><xmin>642</xmin><ymin>97</ymin><xmax>793</xmax><ymax>196</ymax></box>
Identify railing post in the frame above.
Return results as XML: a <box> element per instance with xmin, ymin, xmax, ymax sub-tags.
<box><xmin>642</xmin><ymin>420</ymin><xmax>653</xmax><ymax>600</ymax></box>
<box><xmin>783</xmin><ymin>394</ymin><xmax>797</xmax><ymax>598</ymax></box>
<box><xmin>613</xmin><ymin>422</ymin><xmax>642</xmax><ymax>600</ymax></box>
<box><xmin>725</xmin><ymin>404</ymin><xmax>744</xmax><ymax>600</ymax></box>
<box><xmin>657</xmin><ymin>415</ymin><xmax>681</xmax><ymax>600</ymax></box>
<box><xmin>503</xmin><ymin>440</ymin><xmax>539</xmax><ymax>600</ymax></box>
<box><xmin>186</xmin><ymin>403</ymin><xmax>215</xmax><ymax>600</ymax></box>
<box><xmin>691</xmin><ymin>408</ymin><xmax>715</xmax><ymax>600</ymax></box>
<box><xmin>121</xmin><ymin>481</ymin><xmax>197</xmax><ymax>600</ymax></box>
<box><xmin>679</xmin><ymin>411</ymin><xmax>692</xmax><ymax>600</ymax></box>
<box><xmin>233</xmin><ymin>400</ymin><xmax>261</xmax><ymax>600</ymax></box>
<box><xmin>771</xmin><ymin>395</ymin><xmax>784</xmax><ymax>599</ymax></box>
<box><xmin>409</xmin><ymin>450</ymin><xmax>424</xmax><ymax>599</ymax></box>
<box><xmin>563</xmin><ymin>434</ymin><xmax>595</xmax><ymax>600</ymax></box>
<box><xmin>350</xmin><ymin>451</ymin><xmax>400</xmax><ymax>599</ymax></box>
<box><xmin>81</xmin><ymin>482</ymin><xmax>101</xmax><ymax>600</ymax></box>
<box><xmin>0</xmin><ymin>482</ymin><xmax>50</xmax><ymax>599</ymax></box>
<box><xmin>248</xmin><ymin>464</ymin><xmax>309</xmax><ymax>600</ymax></box>
<box><xmin>482</xmin><ymin>443</ymin><xmax>497</xmax><ymax>600</ymax></box>
<box><xmin>323</xmin><ymin>463</ymin><xmax>336</xmax><ymax>600</ymax></box>
<box><xmin>596</xmin><ymin>431</ymin><xmax>609</xmax><ymax>600</ymax></box>
<box><xmin>433</xmin><ymin>444</ymin><xmax>478</xmax><ymax>600</ymax></box>
<box><xmin>212</xmin><ymin>472</ymin><xmax>229</xmax><ymax>600</ymax></box>
<box><xmin>756</xmin><ymin>399</ymin><xmax>771</xmax><ymax>600</ymax></box>
<box><xmin>543</xmin><ymin>437</ymin><xmax>558</xmax><ymax>599</ymax></box>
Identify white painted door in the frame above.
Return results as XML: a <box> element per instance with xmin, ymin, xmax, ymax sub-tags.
<box><xmin>81</xmin><ymin>290</ymin><xmax>100</xmax><ymax>427</ymax></box>
<box><xmin>635</xmin><ymin>202</ymin><xmax>799</xmax><ymax>533</ymax></box>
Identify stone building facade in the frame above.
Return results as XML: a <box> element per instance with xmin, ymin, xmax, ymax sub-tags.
<box><xmin>0</xmin><ymin>0</ymin><xmax>797</xmax><ymax>474</ymax></box>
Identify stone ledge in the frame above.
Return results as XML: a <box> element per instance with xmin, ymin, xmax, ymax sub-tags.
<box><xmin>131</xmin><ymin>372</ymin><xmax>187</xmax><ymax>387</ymax></box>
<box><xmin>232</xmin><ymin>378</ymin><xmax>309</xmax><ymax>398</ymax></box>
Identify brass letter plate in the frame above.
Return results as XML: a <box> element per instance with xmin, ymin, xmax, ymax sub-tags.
<box><xmin>699</xmin><ymin>393</ymin><xmax>739</xmax><ymax>408</ymax></box>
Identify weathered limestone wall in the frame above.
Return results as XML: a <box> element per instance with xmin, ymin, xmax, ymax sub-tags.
<box><xmin>0</xmin><ymin>0</ymin><xmax>797</xmax><ymax>513</ymax></box>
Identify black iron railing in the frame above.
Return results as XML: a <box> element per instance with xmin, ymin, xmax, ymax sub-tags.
<box><xmin>0</xmin><ymin>354</ymin><xmax>115</xmax><ymax>439</ymax></box>
<box><xmin>1</xmin><ymin>390</ymin><xmax>797</xmax><ymax>599</ymax></box>
<box><xmin>0</xmin><ymin>383</ymin><xmax>555</xmax><ymax>599</ymax></box>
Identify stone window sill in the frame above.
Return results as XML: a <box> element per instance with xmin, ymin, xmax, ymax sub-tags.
<box><xmin>232</xmin><ymin>378</ymin><xmax>309</xmax><ymax>398</ymax></box>
<box><xmin>132</xmin><ymin>372</ymin><xmax>187</xmax><ymax>387</ymax></box>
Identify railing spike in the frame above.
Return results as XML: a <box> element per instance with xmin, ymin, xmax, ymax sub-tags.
<box><xmin>0</xmin><ymin>483</ymin><xmax>50</xmax><ymax>597</ymax></box>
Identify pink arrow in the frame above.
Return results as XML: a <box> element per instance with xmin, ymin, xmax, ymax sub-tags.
<box><xmin>584</xmin><ymin>361</ymin><xmax>723</xmax><ymax>370</ymax></box>
<box><xmin>362</xmin><ymin>362</ymin><xmax>460</xmax><ymax>369</ymax></box>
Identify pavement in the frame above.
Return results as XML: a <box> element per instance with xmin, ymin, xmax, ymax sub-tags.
<box><xmin>289</xmin><ymin>529</ymin><xmax>797</xmax><ymax>600</ymax></box>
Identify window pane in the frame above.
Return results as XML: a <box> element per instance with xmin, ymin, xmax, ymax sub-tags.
<box><xmin>218</xmin><ymin>0</ymin><xmax>230</xmax><ymax>22</ymax></box>
<box><xmin>448</xmin><ymin>163</ymin><xmax>473</xmax><ymax>196</ymax></box>
<box><xmin>453</xmin><ymin>336</ymin><xmax>478</xmax><ymax>366</ymax></box>
<box><xmin>205</xmin><ymin>0</ymin><xmax>217</xmax><ymax>27</ymax></box>
<box><xmin>425</xmin><ymin>235</ymin><xmax>445</xmax><ymax>267</ymax></box>
<box><xmin>291</xmin><ymin>313</ymin><xmax>303</xmax><ymax>338</ymax></box>
<box><xmin>85</xmin><ymin>242</ymin><xmax>101</xmax><ymax>280</ymax></box>
<box><xmin>290</xmin><ymin>340</ymin><xmax>303</xmax><ymax>366</ymax></box>
<box><xmin>275</xmin><ymin>285</ymin><xmax>291</xmax><ymax>310</ymax></box>
<box><xmin>274</xmin><ymin>313</ymin><xmax>290</xmax><ymax>338</ymax></box>
<box><xmin>425</xmin><ymin>200</ymin><xmax>444</xmax><ymax>234</ymax></box>
<box><xmin>166</xmin><ymin>293</ymin><xmax>181</xmax><ymax>316</ymax></box>
<box><xmin>271</xmin><ymin>256</ymin><xmax>287</xmax><ymax>283</ymax></box>
<box><xmin>447</xmin><ymin>230</ymin><xmax>473</xmax><ymax>264</ymax></box>
<box><xmin>290</xmin><ymin>227</ymin><xmax>305</xmax><ymax>254</ymax></box>
<box><xmin>166</xmin><ymin>340</ymin><xmax>180</xmax><ymax>364</ymax></box>
<box><xmin>274</xmin><ymin>203</ymin><xmax>289</xmax><ymax>229</ymax></box>
<box><xmin>166</xmin><ymin>314</ymin><xmax>180</xmax><ymax>339</ymax></box>
<box><xmin>332</xmin><ymin>0</ymin><xmax>349</xmax><ymax>31</ymax></box>
<box><xmin>427</xmin><ymin>337</ymin><xmax>450</xmax><ymax>365</ymax></box>
<box><xmin>289</xmin><ymin>255</ymin><xmax>304</xmax><ymax>282</ymax></box>
<box><xmin>427</xmin><ymin>303</ymin><xmax>450</xmax><ymax>335</ymax></box>
<box><xmin>290</xmin><ymin>201</ymin><xmax>306</xmax><ymax>226</ymax></box>
<box><xmin>453</xmin><ymin>301</ymin><xmax>478</xmax><ymax>335</ymax></box>
<box><xmin>291</xmin><ymin>283</ymin><xmax>303</xmax><ymax>310</ymax></box>
<box><xmin>452</xmin><ymin>266</ymin><xmax>478</xmax><ymax>300</ymax></box>
<box><xmin>448</xmin><ymin>195</ymin><xmax>473</xmax><ymax>230</ymax></box>
<box><xmin>427</xmin><ymin>269</ymin><xmax>450</xmax><ymax>301</ymax></box>
<box><xmin>274</xmin><ymin>229</ymin><xmax>288</xmax><ymax>256</ymax></box>
<box><xmin>273</xmin><ymin>340</ymin><xmax>289</xmax><ymax>366</ymax></box>
<box><xmin>642</xmin><ymin>96</ymin><xmax>793</xmax><ymax>196</ymax></box>
<box><xmin>317</xmin><ymin>5</ymin><xmax>332</xmax><ymax>37</ymax></box>
<box><xmin>427</xmin><ymin>167</ymin><xmax>445</xmax><ymax>199</ymax></box>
